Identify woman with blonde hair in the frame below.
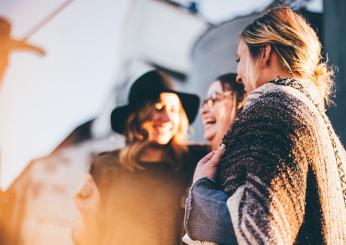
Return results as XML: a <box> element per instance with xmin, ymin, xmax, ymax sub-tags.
<box><xmin>73</xmin><ymin>70</ymin><xmax>207</xmax><ymax>245</ymax></box>
<box><xmin>184</xmin><ymin>6</ymin><xmax>346</xmax><ymax>245</ymax></box>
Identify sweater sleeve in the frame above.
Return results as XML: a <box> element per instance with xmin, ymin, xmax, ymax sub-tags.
<box><xmin>218</xmin><ymin>90</ymin><xmax>310</xmax><ymax>244</ymax></box>
<box><xmin>184</xmin><ymin>177</ymin><xmax>236</xmax><ymax>244</ymax></box>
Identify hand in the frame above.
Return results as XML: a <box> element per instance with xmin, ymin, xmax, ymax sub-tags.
<box><xmin>193</xmin><ymin>144</ymin><xmax>226</xmax><ymax>184</ymax></box>
<box><xmin>74</xmin><ymin>174</ymin><xmax>100</xmax><ymax>221</ymax></box>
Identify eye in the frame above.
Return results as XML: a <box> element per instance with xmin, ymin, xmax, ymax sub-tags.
<box><xmin>170</xmin><ymin>106</ymin><xmax>179</xmax><ymax>113</ymax></box>
<box><xmin>154</xmin><ymin>103</ymin><xmax>164</xmax><ymax>111</ymax></box>
<box><xmin>210</xmin><ymin>92</ymin><xmax>217</xmax><ymax>99</ymax></box>
<box><xmin>236</xmin><ymin>57</ymin><xmax>240</xmax><ymax>63</ymax></box>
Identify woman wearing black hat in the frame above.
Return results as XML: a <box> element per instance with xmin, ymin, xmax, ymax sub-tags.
<box><xmin>73</xmin><ymin>70</ymin><xmax>208</xmax><ymax>245</ymax></box>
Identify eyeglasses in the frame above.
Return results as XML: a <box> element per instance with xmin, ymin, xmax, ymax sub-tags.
<box><xmin>202</xmin><ymin>91</ymin><xmax>233</xmax><ymax>108</ymax></box>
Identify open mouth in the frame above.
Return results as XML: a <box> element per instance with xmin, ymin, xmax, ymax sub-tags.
<box><xmin>154</xmin><ymin>124</ymin><xmax>173</xmax><ymax>132</ymax></box>
<box><xmin>204</xmin><ymin>118</ymin><xmax>216</xmax><ymax>126</ymax></box>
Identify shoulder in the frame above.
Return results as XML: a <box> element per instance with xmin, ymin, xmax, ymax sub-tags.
<box><xmin>245</xmin><ymin>79</ymin><xmax>323</xmax><ymax>117</ymax></box>
<box><xmin>238</xmin><ymin>82</ymin><xmax>318</xmax><ymax>131</ymax></box>
<box><xmin>92</xmin><ymin>150</ymin><xmax>119</xmax><ymax>168</ymax></box>
<box><xmin>245</xmin><ymin>83</ymin><xmax>300</xmax><ymax>111</ymax></box>
<box><xmin>222</xmin><ymin>82</ymin><xmax>315</xmax><ymax>156</ymax></box>
<box><xmin>90</xmin><ymin>150</ymin><xmax>121</xmax><ymax>179</ymax></box>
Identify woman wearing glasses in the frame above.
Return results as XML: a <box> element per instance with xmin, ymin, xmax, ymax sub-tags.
<box><xmin>183</xmin><ymin>74</ymin><xmax>245</xmax><ymax>245</ymax></box>
<box><xmin>200</xmin><ymin>73</ymin><xmax>245</xmax><ymax>150</ymax></box>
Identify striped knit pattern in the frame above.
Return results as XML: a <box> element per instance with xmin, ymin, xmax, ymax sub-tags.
<box><xmin>218</xmin><ymin>78</ymin><xmax>346</xmax><ymax>244</ymax></box>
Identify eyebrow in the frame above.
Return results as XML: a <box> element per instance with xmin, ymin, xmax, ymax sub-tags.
<box><xmin>207</xmin><ymin>91</ymin><xmax>228</xmax><ymax>98</ymax></box>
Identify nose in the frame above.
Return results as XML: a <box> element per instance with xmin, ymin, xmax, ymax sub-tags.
<box><xmin>200</xmin><ymin>101</ymin><xmax>211</xmax><ymax>115</ymax></box>
<box><xmin>236</xmin><ymin>75</ymin><xmax>242</xmax><ymax>84</ymax></box>
<box><xmin>158</xmin><ymin>108</ymin><xmax>170</xmax><ymax>122</ymax></box>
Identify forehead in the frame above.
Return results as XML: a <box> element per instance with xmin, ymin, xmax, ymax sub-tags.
<box><xmin>237</xmin><ymin>40</ymin><xmax>248</xmax><ymax>56</ymax></box>
<box><xmin>159</xmin><ymin>92</ymin><xmax>180</xmax><ymax>106</ymax></box>
<box><xmin>207</xmin><ymin>81</ymin><xmax>223</xmax><ymax>97</ymax></box>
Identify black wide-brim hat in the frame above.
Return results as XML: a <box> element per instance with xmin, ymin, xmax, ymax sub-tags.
<box><xmin>111</xmin><ymin>70</ymin><xmax>200</xmax><ymax>134</ymax></box>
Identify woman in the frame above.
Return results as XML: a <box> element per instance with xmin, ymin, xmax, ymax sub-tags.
<box><xmin>200</xmin><ymin>73</ymin><xmax>245</xmax><ymax>150</ymax></box>
<box><xmin>185</xmin><ymin>6</ymin><xmax>346</xmax><ymax>245</ymax></box>
<box><xmin>182</xmin><ymin>74</ymin><xmax>245</xmax><ymax>245</ymax></box>
<box><xmin>73</xmin><ymin>70</ymin><xmax>207</xmax><ymax>245</ymax></box>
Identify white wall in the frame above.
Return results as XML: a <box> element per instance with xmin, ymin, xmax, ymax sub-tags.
<box><xmin>0</xmin><ymin>0</ymin><xmax>130</xmax><ymax>190</ymax></box>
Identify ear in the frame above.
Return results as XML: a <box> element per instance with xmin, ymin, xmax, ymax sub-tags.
<box><xmin>259</xmin><ymin>44</ymin><xmax>272</xmax><ymax>68</ymax></box>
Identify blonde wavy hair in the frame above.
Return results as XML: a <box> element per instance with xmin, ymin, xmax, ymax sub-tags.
<box><xmin>240</xmin><ymin>6</ymin><xmax>334</xmax><ymax>106</ymax></box>
<box><xmin>118</xmin><ymin>99</ymin><xmax>189</xmax><ymax>171</ymax></box>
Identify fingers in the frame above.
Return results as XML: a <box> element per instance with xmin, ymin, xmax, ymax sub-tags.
<box><xmin>192</xmin><ymin>144</ymin><xmax>226</xmax><ymax>183</ymax></box>
<box><xmin>206</xmin><ymin>144</ymin><xmax>225</xmax><ymax>167</ymax></box>
<box><xmin>198</xmin><ymin>151</ymin><xmax>216</xmax><ymax>165</ymax></box>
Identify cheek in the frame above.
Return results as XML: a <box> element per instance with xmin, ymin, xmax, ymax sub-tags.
<box><xmin>172</xmin><ymin>114</ymin><xmax>181</xmax><ymax>128</ymax></box>
<box><xmin>216</xmin><ymin>107</ymin><xmax>227</xmax><ymax>122</ymax></box>
<box><xmin>237</xmin><ymin>58</ymin><xmax>243</xmax><ymax>71</ymax></box>
<box><xmin>236</xmin><ymin>62</ymin><xmax>242</xmax><ymax>75</ymax></box>
<box><xmin>141</xmin><ymin>121</ymin><xmax>153</xmax><ymax>134</ymax></box>
<box><xmin>217</xmin><ymin>104</ymin><xmax>233</xmax><ymax>123</ymax></box>
<box><xmin>149</xmin><ymin>111</ymin><xmax>158</xmax><ymax>121</ymax></box>
<box><xmin>206</xmin><ymin>105</ymin><xmax>218</xmax><ymax>116</ymax></box>
<box><xmin>238</xmin><ymin>64</ymin><xmax>251</xmax><ymax>91</ymax></box>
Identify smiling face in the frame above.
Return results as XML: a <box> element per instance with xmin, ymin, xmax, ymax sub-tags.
<box><xmin>200</xmin><ymin>81</ymin><xmax>236</xmax><ymax>150</ymax></box>
<box><xmin>142</xmin><ymin>92</ymin><xmax>182</xmax><ymax>145</ymax></box>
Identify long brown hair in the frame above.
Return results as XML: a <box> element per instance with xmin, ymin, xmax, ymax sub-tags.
<box><xmin>240</xmin><ymin>6</ymin><xmax>334</xmax><ymax>106</ymax></box>
<box><xmin>118</xmin><ymin>99</ymin><xmax>189</xmax><ymax>171</ymax></box>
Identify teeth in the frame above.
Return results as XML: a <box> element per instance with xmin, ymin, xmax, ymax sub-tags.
<box><xmin>155</xmin><ymin>125</ymin><xmax>173</xmax><ymax>131</ymax></box>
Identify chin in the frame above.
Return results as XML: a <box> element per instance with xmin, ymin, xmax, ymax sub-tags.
<box><xmin>204</xmin><ymin>135</ymin><xmax>215</xmax><ymax>145</ymax></box>
<box><xmin>156</xmin><ymin>137</ymin><xmax>173</xmax><ymax>145</ymax></box>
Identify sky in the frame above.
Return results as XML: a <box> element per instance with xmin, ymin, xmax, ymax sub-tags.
<box><xmin>0</xmin><ymin>0</ymin><xmax>322</xmax><ymax>190</ymax></box>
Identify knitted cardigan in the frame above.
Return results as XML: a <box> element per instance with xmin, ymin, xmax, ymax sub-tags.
<box><xmin>218</xmin><ymin>78</ymin><xmax>346</xmax><ymax>244</ymax></box>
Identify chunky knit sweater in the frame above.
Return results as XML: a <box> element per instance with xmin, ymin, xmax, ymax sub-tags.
<box><xmin>218</xmin><ymin>78</ymin><xmax>346</xmax><ymax>244</ymax></box>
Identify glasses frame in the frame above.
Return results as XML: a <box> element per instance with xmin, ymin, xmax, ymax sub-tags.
<box><xmin>202</xmin><ymin>91</ymin><xmax>233</xmax><ymax>108</ymax></box>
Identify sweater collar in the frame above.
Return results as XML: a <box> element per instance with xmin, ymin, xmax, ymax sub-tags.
<box><xmin>271</xmin><ymin>78</ymin><xmax>326</xmax><ymax>113</ymax></box>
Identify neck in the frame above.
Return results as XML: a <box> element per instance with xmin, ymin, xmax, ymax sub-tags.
<box><xmin>210</xmin><ymin>142</ymin><xmax>218</xmax><ymax>151</ymax></box>
<box><xmin>259</xmin><ymin>70</ymin><xmax>293</xmax><ymax>88</ymax></box>
<box><xmin>257</xmin><ymin>52</ymin><xmax>295</xmax><ymax>87</ymax></box>
<box><xmin>139</xmin><ymin>144</ymin><xmax>166</xmax><ymax>162</ymax></box>
<box><xmin>273</xmin><ymin>71</ymin><xmax>293</xmax><ymax>81</ymax></box>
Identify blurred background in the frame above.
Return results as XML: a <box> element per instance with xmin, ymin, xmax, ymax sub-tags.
<box><xmin>0</xmin><ymin>0</ymin><xmax>344</xmax><ymax>244</ymax></box>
